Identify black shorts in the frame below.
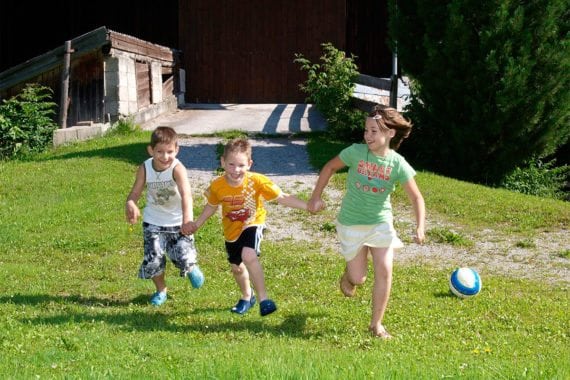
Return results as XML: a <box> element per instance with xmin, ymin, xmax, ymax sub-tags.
<box><xmin>225</xmin><ymin>225</ymin><xmax>264</xmax><ymax>265</ymax></box>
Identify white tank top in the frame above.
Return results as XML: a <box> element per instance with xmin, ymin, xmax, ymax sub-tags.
<box><xmin>143</xmin><ymin>157</ymin><xmax>187</xmax><ymax>227</ymax></box>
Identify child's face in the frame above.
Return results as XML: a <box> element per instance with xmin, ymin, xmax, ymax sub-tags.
<box><xmin>221</xmin><ymin>151</ymin><xmax>252</xmax><ymax>186</ymax></box>
<box><xmin>148</xmin><ymin>142</ymin><xmax>179</xmax><ymax>171</ymax></box>
<box><xmin>364</xmin><ymin>117</ymin><xmax>395</xmax><ymax>150</ymax></box>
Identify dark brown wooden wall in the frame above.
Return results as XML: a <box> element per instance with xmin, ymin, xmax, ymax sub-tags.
<box><xmin>346</xmin><ymin>0</ymin><xmax>392</xmax><ymax>78</ymax></box>
<box><xmin>179</xmin><ymin>0</ymin><xmax>347</xmax><ymax>103</ymax></box>
<box><xmin>1</xmin><ymin>0</ymin><xmax>391</xmax><ymax>104</ymax></box>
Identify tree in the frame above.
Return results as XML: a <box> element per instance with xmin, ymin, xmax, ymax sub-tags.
<box><xmin>388</xmin><ymin>0</ymin><xmax>570</xmax><ymax>184</ymax></box>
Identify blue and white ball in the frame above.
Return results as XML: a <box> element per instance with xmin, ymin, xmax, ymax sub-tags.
<box><xmin>449</xmin><ymin>267</ymin><xmax>482</xmax><ymax>298</ymax></box>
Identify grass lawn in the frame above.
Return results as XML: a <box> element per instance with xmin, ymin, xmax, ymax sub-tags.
<box><xmin>0</xmin><ymin>131</ymin><xmax>568</xmax><ymax>379</ymax></box>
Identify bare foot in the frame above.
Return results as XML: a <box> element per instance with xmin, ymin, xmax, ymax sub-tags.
<box><xmin>339</xmin><ymin>271</ymin><xmax>356</xmax><ymax>297</ymax></box>
<box><xmin>369</xmin><ymin>325</ymin><xmax>393</xmax><ymax>340</ymax></box>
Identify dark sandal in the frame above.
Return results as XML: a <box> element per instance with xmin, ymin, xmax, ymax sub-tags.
<box><xmin>231</xmin><ymin>290</ymin><xmax>256</xmax><ymax>314</ymax></box>
<box><xmin>259</xmin><ymin>299</ymin><xmax>277</xmax><ymax>316</ymax></box>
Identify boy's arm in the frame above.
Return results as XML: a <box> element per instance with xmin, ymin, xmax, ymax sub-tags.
<box><xmin>125</xmin><ymin>164</ymin><xmax>146</xmax><ymax>224</ymax></box>
<box><xmin>307</xmin><ymin>155</ymin><xmax>345</xmax><ymax>212</ymax></box>
<box><xmin>275</xmin><ymin>193</ymin><xmax>308</xmax><ymax>210</ymax></box>
<box><xmin>402</xmin><ymin>177</ymin><xmax>425</xmax><ymax>244</ymax></box>
<box><xmin>186</xmin><ymin>203</ymin><xmax>219</xmax><ymax>234</ymax></box>
<box><xmin>173</xmin><ymin>162</ymin><xmax>193</xmax><ymax>224</ymax></box>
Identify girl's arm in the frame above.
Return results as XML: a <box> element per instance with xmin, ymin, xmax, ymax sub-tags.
<box><xmin>307</xmin><ymin>155</ymin><xmax>346</xmax><ymax>213</ymax></box>
<box><xmin>402</xmin><ymin>177</ymin><xmax>425</xmax><ymax>244</ymax></box>
<box><xmin>125</xmin><ymin>164</ymin><xmax>146</xmax><ymax>224</ymax></box>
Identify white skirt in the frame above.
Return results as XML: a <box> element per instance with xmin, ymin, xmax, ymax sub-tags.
<box><xmin>335</xmin><ymin>220</ymin><xmax>403</xmax><ymax>262</ymax></box>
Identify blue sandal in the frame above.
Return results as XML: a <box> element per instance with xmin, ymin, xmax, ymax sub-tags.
<box><xmin>150</xmin><ymin>291</ymin><xmax>167</xmax><ymax>306</ymax></box>
<box><xmin>231</xmin><ymin>291</ymin><xmax>256</xmax><ymax>314</ymax></box>
<box><xmin>187</xmin><ymin>265</ymin><xmax>205</xmax><ymax>289</ymax></box>
<box><xmin>259</xmin><ymin>299</ymin><xmax>277</xmax><ymax>316</ymax></box>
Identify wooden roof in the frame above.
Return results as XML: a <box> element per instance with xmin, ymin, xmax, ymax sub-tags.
<box><xmin>0</xmin><ymin>26</ymin><xmax>177</xmax><ymax>91</ymax></box>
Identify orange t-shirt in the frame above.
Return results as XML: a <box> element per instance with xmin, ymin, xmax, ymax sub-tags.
<box><xmin>205</xmin><ymin>172</ymin><xmax>282</xmax><ymax>242</ymax></box>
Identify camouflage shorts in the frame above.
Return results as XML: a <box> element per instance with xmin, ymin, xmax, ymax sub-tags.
<box><xmin>138</xmin><ymin>222</ymin><xmax>199</xmax><ymax>279</ymax></box>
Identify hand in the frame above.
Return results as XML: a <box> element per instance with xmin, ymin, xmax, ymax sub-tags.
<box><xmin>182</xmin><ymin>221</ymin><xmax>199</xmax><ymax>235</ymax></box>
<box><xmin>414</xmin><ymin>226</ymin><xmax>425</xmax><ymax>245</ymax></box>
<box><xmin>307</xmin><ymin>198</ymin><xmax>325</xmax><ymax>213</ymax></box>
<box><xmin>125</xmin><ymin>202</ymin><xmax>140</xmax><ymax>224</ymax></box>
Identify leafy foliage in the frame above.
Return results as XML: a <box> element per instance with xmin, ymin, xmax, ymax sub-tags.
<box><xmin>388</xmin><ymin>0</ymin><xmax>570</xmax><ymax>184</ymax></box>
<box><xmin>295</xmin><ymin>43</ymin><xmax>366</xmax><ymax>141</ymax></box>
<box><xmin>0</xmin><ymin>83</ymin><xmax>58</xmax><ymax>159</ymax></box>
<box><xmin>105</xmin><ymin>116</ymin><xmax>141</xmax><ymax>136</ymax></box>
<box><xmin>501</xmin><ymin>158</ymin><xmax>570</xmax><ymax>200</ymax></box>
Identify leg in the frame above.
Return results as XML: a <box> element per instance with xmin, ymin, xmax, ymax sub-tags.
<box><xmin>151</xmin><ymin>272</ymin><xmax>167</xmax><ymax>294</ymax></box>
<box><xmin>230</xmin><ymin>262</ymin><xmax>254</xmax><ymax>300</ymax></box>
<box><xmin>369</xmin><ymin>246</ymin><xmax>394</xmax><ymax>339</ymax></box>
<box><xmin>229</xmin><ymin>260</ymin><xmax>256</xmax><ymax>315</ymax></box>
<box><xmin>226</xmin><ymin>226</ymin><xmax>273</xmax><ymax>316</ymax></box>
<box><xmin>140</xmin><ymin>223</ymin><xmax>168</xmax><ymax>305</ymax></box>
<box><xmin>340</xmin><ymin>245</ymin><xmax>369</xmax><ymax>297</ymax></box>
<box><xmin>241</xmin><ymin>248</ymin><xmax>276</xmax><ymax>316</ymax></box>
<box><xmin>169</xmin><ymin>233</ymin><xmax>204</xmax><ymax>288</ymax></box>
<box><xmin>241</xmin><ymin>247</ymin><xmax>268</xmax><ymax>301</ymax></box>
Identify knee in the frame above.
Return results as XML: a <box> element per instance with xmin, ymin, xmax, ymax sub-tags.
<box><xmin>353</xmin><ymin>275</ymin><xmax>367</xmax><ymax>285</ymax></box>
<box><xmin>347</xmin><ymin>272</ymin><xmax>366</xmax><ymax>285</ymax></box>
<box><xmin>376</xmin><ymin>262</ymin><xmax>393</xmax><ymax>278</ymax></box>
<box><xmin>241</xmin><ymin>250</ymin><xmax>257</xmax><ymax>265</ymax></box>
<box><xmin>231</xmin><ymin>264</ymin><xmax>244</xmax><ymax>275</ymax></box>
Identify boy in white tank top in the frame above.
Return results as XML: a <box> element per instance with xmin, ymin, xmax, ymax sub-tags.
<box><xmin>125</xmin><ymin>126</ymin><xmax>204</xmax><ymax>306</ymax></box>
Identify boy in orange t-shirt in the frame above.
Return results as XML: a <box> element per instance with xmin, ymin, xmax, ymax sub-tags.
<box><xmin>186</xmin><ymin>138</ymin><xmax>315</xmax><ymax>316</ymax></box>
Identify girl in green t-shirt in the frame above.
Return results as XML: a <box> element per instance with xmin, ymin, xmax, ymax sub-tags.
<box><xmin>308</xmin><ymin>104</ymin><xmax>426</xmax><ymax>339</ymax></box>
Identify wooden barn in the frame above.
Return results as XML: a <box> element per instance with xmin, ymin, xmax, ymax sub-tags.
<box><xmin>0</xmin><ymin>26</ymin><xmax>182</xmax><ymax>138</ymax></box>
<box><xmin>0</xmin><ymin>0</ymin><xmax>392</xmax><ymax>133</ymax></box>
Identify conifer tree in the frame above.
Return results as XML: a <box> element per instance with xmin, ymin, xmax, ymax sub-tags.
<box><xmin>388</xmin><ymin>0</ymin><xmax>569</xmax><ymax>183</ymax></box>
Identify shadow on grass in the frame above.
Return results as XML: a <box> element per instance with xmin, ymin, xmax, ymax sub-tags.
<box><xmin>433</xmin><ymin>291</ymin><xmax>456</xmax><ymax>298</ymax></box>
<box><xmin>40</xmin><ymin>142</ymin><xmax>149</xmax><ymax>167</ymax></box>
<box><xmin>39</xmin><ymin>138</ymin><xmax>321</xmax><ymax>176</ymax></box>
<box><xmin>0</xmin><ymin>293</ymin><xmax>146</xmax><ymax>307</ymax></box>
<box><xmin>1</xmin><ymin>293</ymin><xmax>326</xmax><ymax>339</ymax></box>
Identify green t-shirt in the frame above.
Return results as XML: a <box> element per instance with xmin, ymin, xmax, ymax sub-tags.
<box><xmin>337</xmin><ymin>143</ymin><xmax>416</xmax><ymax>225</ymax></box>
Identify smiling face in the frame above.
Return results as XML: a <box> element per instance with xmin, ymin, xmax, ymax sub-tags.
<box><xmin>364</xmin><ymin>117</ymin><xmax>395</xmax><ymax>155</ymax></box>
<box><xmin>148</xmin><ymin>142</ymin><xmax>179</xmax><ymax>171</ymax></box>
<box><xmin>221</xmin><ymin>151</ymin><xmax>252</xmax><ymax>186</ymax></box>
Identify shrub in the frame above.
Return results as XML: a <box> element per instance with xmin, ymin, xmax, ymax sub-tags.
<box><xmin>388</xmin><ymin>0</ymin><xmax>570</xmax><ymax>184</ymax></box>
<box><xmin>0</xmin><ymin>83</ymin><xmax>58</xmax><ymax>159</ymax></box>
<box><xmin>500</xmin><ymin>158</ymin><xmax>570</xmax><ymax>200</ymax></box>
<box><xmin>295</xmin><ymin>43</ymin><xmax>366</xmax><ymax>142</ymax></box>
<box><xmin>105</xmin><ymin>116</ymin><xmax>141</xmax><ymax>136</ymax></box>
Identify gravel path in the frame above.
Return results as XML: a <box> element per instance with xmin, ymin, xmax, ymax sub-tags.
<box><xmin>179</xmin><ymin>137</ymin><xmax>570</xmax><ymax>285</ymax></box>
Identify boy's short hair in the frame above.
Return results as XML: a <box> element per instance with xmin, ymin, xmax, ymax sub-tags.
<box><xmin>223</xmin><ymin>138</ymin><xmax>252</xmax><ymax>160</ymax></box>
<box><xmin>150</xmin><ymin>126</ymin><xmax>178</xmax><ymax>147</ymax></box>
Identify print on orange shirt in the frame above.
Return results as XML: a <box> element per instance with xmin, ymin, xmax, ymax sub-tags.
<box><xmin>222</xmin><ymin>195</ymin><xmax>251</xmax><ymax>222</ymax></box>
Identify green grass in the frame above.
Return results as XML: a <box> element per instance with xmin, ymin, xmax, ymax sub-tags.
<box><xmin>0</xmin><ymin>131</ymin><xmax>568</xmax><ymax>379</ymax></box>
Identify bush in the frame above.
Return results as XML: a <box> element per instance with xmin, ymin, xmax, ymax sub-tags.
<box><xmin>501</xmin><ymin>158</ymin><xmax>570</xmax><ymax>200</ymax></box>
<box><xmin>0</xmin><ymin>83</ymin><xmax>58</xmax><ymax>159</ymax></box>
<box><xmin>388</xmin><ymin>0</ymin><xmax>570</xmax><ymax>184</ymax></box>
<box><xmin>295</xmin><ymin>43</ymin><xmax>366</xmax><ymax>142</ymax></box>
<box><xmin>105</xmin><ymin>116</ymin><xmax>141</xmax><ymax>136</ymax></box>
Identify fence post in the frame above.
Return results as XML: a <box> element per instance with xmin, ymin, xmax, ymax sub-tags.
<box><xmin>390</xmin><ymin>48</ymin><xmax>398</xmax><ymax>109</ymax></box>
<box><xmin>59</xmin><ymin>40</ymin><xmax>72</xmax><ymax>128</ymax></box>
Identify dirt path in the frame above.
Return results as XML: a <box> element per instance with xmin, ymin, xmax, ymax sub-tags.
<box><xmin>179</xmin><ymin>137</ymin><xmax>570</xmax><ymax>285</ymax></box>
